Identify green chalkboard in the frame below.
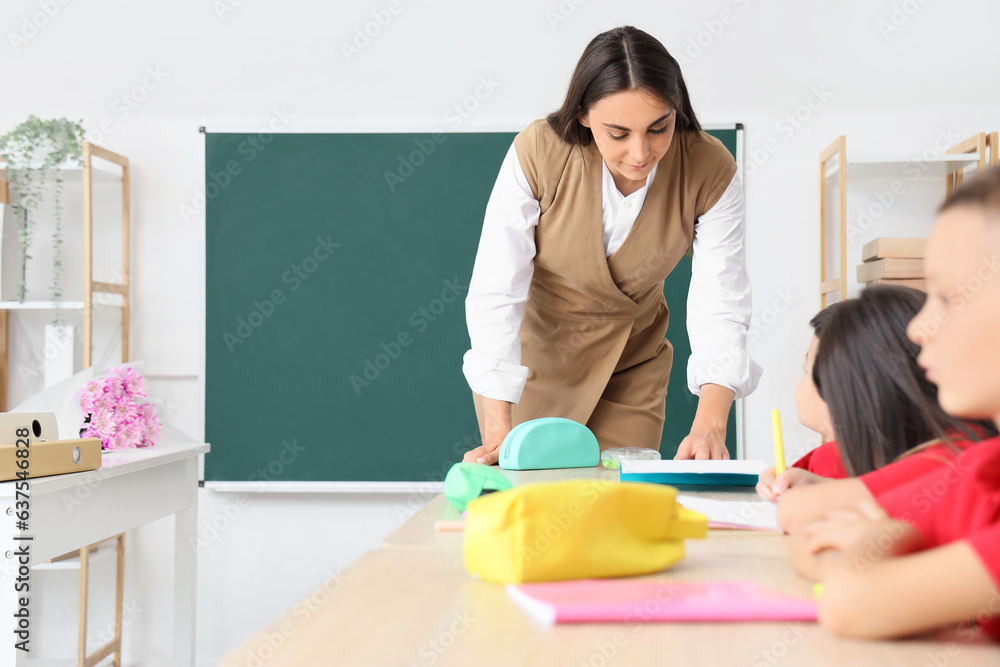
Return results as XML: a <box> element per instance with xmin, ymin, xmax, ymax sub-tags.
<box><xmin>205</xmin><ymin>128</ymin><xmax>740</xmax><ymax>483</ymax></box>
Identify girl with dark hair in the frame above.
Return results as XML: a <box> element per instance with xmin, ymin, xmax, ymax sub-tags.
<box><xmin>461</xmin><ymin>26</ymin><xmax>761</xmax><ymax>464</ymax></box>
<box><xmin>790</xmin><ymin>166</ymin><xmax>1000</xmax><ymax>641</ymax></box>
<box><xmin>756</xmin><ymin>286</ymin><xmax>996</xmax><ymax>531</ymax></box>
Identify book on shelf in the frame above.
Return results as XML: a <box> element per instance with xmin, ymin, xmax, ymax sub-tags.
<box><xmin>861</xmin><ymin>237</ymin><xmax>926</xmax><ymax>261</ymax></box>
<box><xmin>856</xmin><ymin>258</ymin><xmax>923</xmax><ymax>283</ymax></box>
<box><xmin>872</xmin><ymin>278</ymin><xmax>926</xmax><ymax>291</ymax></box>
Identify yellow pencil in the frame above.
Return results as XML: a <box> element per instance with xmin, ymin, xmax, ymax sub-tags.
<box><xmin>771</xmin><ymin>408</ymin><xmax>786</xmax><ymax>475</ymax></box>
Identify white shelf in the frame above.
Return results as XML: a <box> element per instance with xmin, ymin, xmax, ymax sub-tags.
<box><xmin>0</xmin><ymin>301</ymin><xmax>85</xmax><ymax>309</ymax></box>
<box><xmin>33</xmin><ymin>541</ymin><xmax>115</xmax><ymax>571</ymax></box>
<box><xmin>0</xmin><ymin>159</ymin><xmax>122</xmax><ymax>183</ymax></box>
<box><xmin>825</xmin><ymin>153</ymin><xmax>980</xmax><ymax>180</ymax></box>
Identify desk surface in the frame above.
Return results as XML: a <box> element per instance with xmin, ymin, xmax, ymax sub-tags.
<box><xmin>222</xmin><ymin>465</ymin><xmax>1000</xmax><ymax>666</ymax></box>
<box><xmin>222</xmin><ymin>543</ymin><xmax>998</xmax><ymax>667</ymax></box>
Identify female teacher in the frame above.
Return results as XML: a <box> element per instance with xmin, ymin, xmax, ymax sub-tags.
<box><xmin>461</xmin><ymin>26</ymin><xmax>762</xmax><ymax>465</ymax></box>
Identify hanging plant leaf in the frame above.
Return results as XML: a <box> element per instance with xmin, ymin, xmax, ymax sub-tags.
<box><xmin>0</xmin><ymin>116</ymin><xmax>85</xmax><ymax>307</ymax></box>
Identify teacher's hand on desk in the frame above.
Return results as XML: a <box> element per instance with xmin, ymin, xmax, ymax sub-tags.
<box><xmin>674</xmin><ymin>428</ymin><xmax>730</xmax><ymax>460</ymax></box>
<box><xmin>673</xmin><ymin>383</ymin><xmax>736</xmax><ymax>460</ymax></box>
<box><xmin>463</xmin><ymin>397</ymin><xmax>512</xmax><ymax>466</ymax></box>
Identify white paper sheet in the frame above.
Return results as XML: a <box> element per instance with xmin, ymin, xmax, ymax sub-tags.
<box><xmin>676</xmin><ymin>494</ymin><xmax>780</xmax><ymax>531</ymax></box>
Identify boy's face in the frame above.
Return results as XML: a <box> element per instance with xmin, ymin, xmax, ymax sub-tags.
<box><xmin>907</xmin><ymin>206</ymin><xmax>1000</xmax><ymax>425</ymax></box>
<box><xmin>795</xmin><ymin>335</ymin><xmax>834</xmax><ymax>441</ymax></box>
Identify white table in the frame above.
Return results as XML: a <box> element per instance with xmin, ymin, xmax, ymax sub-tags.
<box><xmin>0</xmin><ymin>440</ymin><xmax>208</xmax><ymax>666</ymax></box>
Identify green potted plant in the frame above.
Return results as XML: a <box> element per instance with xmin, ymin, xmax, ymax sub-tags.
<box><xmin>0</xmin><ymin>116</ymin><xmax>86</xmax><ymax>315</ymax></box>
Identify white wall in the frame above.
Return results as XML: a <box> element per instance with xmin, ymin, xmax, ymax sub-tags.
<box><xmin>3</xmin><ymin>0</ymin><xmax>999</xmax><ymax>663</ymax></box>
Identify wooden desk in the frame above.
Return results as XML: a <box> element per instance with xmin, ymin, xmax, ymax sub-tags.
<box><xmin>0</xmin><ymin>440</ymin><xmax>208</xmax><ymax>667</ymax></box>
<box><xmin>222</xmin><ymin>466</ymin><xmax>1000</xmax><ymax>666</ymax></box>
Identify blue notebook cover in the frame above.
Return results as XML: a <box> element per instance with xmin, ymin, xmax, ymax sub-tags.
<box><xmin>618</xmin><ymin>460</ymin><xmax>767</xmax><ymax>487</ymax></box>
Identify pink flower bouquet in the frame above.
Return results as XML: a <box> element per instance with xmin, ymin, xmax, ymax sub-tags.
<box><xmin>78</xmin><ymin>367</ymin><xmax>161</xmax><ymax>450</ymax></box>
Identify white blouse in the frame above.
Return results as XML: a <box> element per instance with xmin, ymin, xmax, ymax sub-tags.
<box><xmin>462</xmin><ymin>141</ymin><xmax>762</xmax><ymax>405</ymax></box>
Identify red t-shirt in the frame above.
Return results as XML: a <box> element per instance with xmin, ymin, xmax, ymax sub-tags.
<box><xmin>791</xmin><ymin>439</ymin><xmax>976</xmax><ymax>495</ymax></box>
<box><xmin>860</xmin><ymin>439</ymin><xmax>977</xmax><ymax>495</ymax></box>
<box><xmin>877</xmin><ymin>435</ymin><xmax>1000</xmax><ymax>641</ymax></box>
<box><xmin>792</xmin><ymin>441</ymin><xmax>848</xmax><ymax>478</ymax></box>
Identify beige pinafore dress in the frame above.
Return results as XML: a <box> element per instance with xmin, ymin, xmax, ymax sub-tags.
<box><xmin>473</xmin><ymin>119</ymin><xmax>737</xmax><ymax>451</ymax></box>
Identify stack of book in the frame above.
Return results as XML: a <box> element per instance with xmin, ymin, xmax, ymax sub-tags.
<box><xmin>856</xmin><ymin>238</ymin><xmax>926</xmax><ymax>291</ymax></box>
<box><xmin>0</xmin><ymin>411</ymin><xmax>102</xmax><ymax>481</ymax></box>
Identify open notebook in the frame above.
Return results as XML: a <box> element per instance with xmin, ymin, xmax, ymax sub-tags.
<box><xmin>507</xmin><ymin>579</ymin><xmax>817</xmax><ymax>624</ymax></box>
<box><xmin>619</xmin><ymin>459</ymin><xmax>767</xmax><ymax>486</ymax></box>
<box><xmin>675</xmin><ymin>495</ymin><xmax>780</xmax><ymax>531</ymax></box>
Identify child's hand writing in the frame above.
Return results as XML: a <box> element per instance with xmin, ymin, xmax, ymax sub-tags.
<box><xmin>756</xmin><ymin>467</ymin><xmax>826</xmax><ymax>502</ymax></box>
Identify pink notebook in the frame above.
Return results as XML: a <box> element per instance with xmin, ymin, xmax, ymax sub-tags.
<box><xmin>507</xmin><ymin>579</ymin><xmax>817</xmax><ymax>624</ymax></box>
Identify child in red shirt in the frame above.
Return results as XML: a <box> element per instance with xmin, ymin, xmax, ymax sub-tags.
<box><xmin>792</xmin><ymin>166</ymin><xmax>1000</xmax><ymax>640</ymax></box>
<box><xmin>755</xmin><ymin>286</ymin><xmax>993</xmax><ymax>533</ymax></box>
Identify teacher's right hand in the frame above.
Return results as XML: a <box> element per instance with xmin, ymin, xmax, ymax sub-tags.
<box><xmin>462</xmin><ymin>397</ymin><xmax>512</xmax><ymax>466</ymax></box>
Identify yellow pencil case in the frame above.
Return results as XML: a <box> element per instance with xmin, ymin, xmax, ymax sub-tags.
<box><xmin>463</xmin><ymin>480</ymin><xmax>707</xmax><ymax>584</ymax></box>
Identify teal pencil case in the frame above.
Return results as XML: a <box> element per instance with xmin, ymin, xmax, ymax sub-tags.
<box><xmin>444</xmin><ymin>462</ymin><xmax>513</xmax><ymax>511</ymax></box>
<box><xmin>499</xmin><ymin>418</ymin><xmax>600</xmax><ymax>471</ymax></box>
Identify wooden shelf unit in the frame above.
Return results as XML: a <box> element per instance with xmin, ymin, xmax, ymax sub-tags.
<box><xmin>819</xmin><ymin>132</ymin><xmax>993</xmax><ymax>307</ymax></box>
<box><xmin>0</xmin><ymin>141</ymin><xmax>130</xmax><ymax>667</ymax></box>
<box><xmin>0</xmin><ymin>141</ymin><xmax>131</xmax><ymax>409</ymax></box>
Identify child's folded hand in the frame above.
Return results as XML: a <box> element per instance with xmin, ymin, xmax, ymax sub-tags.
<box><xmin>756</xmin><ymin>467</ymin><xmax>826</xmax><ymax>502</ymax></box>
<box><xmin>801</xmin><ymin>500</ymin><xmax>893</xmax><ymax>557</ymax></box>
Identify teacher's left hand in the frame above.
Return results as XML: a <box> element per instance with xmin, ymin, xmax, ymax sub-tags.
<box><xmin>674</xmin><ymin>428</ymin><xmax>729</xmax><ymax>460</ymax></box>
